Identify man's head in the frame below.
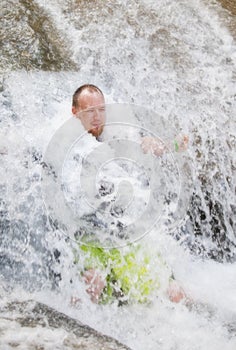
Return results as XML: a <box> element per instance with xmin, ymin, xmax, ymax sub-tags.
<box><xmin>72</xmin><ymin>84</ymin><xmax>106</xmax><ymax>137</ymax></box>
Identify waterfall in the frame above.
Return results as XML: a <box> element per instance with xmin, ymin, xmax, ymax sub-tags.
<box><xmin>0</xmin><ymin>0</ymin><xmax>235</xmax><ymax>349</ymax></box>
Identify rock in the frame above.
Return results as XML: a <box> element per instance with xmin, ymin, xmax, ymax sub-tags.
<box><xmin>1</xmin><ymin>0</ymin><xmax>77</xmax><ymax>72</ymax></box>
<box><xmin>0</xmin><ymin>300</ymin><xmax>131</xmax><ymax>350</ymax></box>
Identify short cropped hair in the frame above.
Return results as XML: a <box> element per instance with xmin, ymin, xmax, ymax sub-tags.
<box><xmin>72</xmin><ymin>84</ymin><xmax>104</xmax><ymax>108</ymax></box>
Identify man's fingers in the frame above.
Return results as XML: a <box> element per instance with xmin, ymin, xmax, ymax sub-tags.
<box><xmin>141</xmin><ymin>136</ymin><xmax>165</xmax><ymax>156</ymax></box>
<box><xmin>83</xmin><ymin>269</ymin><xmax>106</xmax><ymax>303</ymax></box>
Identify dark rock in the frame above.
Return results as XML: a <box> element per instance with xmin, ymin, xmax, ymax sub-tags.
<box><xmin>0</xmin><ymin>300</ymin><xmax>131</xmax><ymax>350</ymax></box>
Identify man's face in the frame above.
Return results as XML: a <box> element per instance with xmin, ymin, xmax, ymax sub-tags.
<box><xmin>72</xmin><ymin>91</ymin><xmax>106</xmax><ymax>137</ymax></box>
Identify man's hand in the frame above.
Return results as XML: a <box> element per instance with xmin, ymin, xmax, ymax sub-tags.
<box><xmin>174</xmin><ymin>135</ymin><xmax>189</xmax><ymax>152</ymax></box>
<box><xmin>167</xmin><ymin>280</ymin><xmax>187</xmax><ymax>303</ymax></box>
<box><xmin>83</xmin><ymin>269</ymin><xmax>106</xmax><ymax>303</ymax></box>
<box><xmin>141</xmin><ymin>134</ymin><xmax>189</xmax><ymax>156</ymax></box>
<box><xmin>141</xmin><ymin>136</ymin><xmax>166</xmax><ymax>156</ymax></box>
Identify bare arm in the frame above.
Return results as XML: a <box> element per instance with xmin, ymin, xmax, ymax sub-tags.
<box><xmin>141</xmin><ymin>134</ymin><xmax>189</xmax><ymax>156</ymax></box>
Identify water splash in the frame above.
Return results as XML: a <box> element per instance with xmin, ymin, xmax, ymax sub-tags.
<box><xmin>0</xmin><ymin>0</ymin><xmax>236</xmax><ymax>349</ymax></box>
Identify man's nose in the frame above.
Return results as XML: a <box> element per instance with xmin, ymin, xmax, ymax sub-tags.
<box><xmin>93</xmin><ymin>108</ymin><xmax>100</xmax><ymax>120</ymax></box>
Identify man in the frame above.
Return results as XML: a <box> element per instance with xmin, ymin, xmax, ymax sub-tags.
<box><xmin>71</xmin><ymin>84</ymin><xmax>188</xmax><ymax>304</ymax></box>
<box><xmin>72</xmin><ymin>84</ymin><xmax>188</xmax><ymax>154</ymax></box>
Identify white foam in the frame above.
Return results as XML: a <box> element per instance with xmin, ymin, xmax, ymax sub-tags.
<box><xmin>1</xmin><ymin>0</ymin><xmax>236</xmax><ymax>349</ymax></box>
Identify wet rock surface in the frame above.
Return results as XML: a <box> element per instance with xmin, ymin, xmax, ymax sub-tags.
<box><xmin>0</xmin><ymin>0</ymin><xmax>77</xmax><ymax>73</ymax></box>
<box><xmin>0</xmin><ymin>300</ymin><xmax>131</xmax><ymax>350</ymax></box>
<box><xmin>218</xmin><ymin>0</ymin><xmax>236</xmax><ymax>16</ymax></box>
<box><xmin>213</xmin><ymin>0</ymin><xmax>236</xmax><ymax>38</ymax></box>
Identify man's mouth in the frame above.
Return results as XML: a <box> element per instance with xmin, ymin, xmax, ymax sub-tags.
<box><xmin>88</xmin><ymin>124</ymin><xmax>104</xmax><ymax>137</ymax></box>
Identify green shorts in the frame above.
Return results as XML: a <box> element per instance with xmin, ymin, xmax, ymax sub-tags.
<box><xmin>74</xmin><ymin>241</ymin><xmax>172</xmax><ymax>304</ymax></box>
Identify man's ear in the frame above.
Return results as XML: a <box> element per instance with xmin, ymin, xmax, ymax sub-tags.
<box><xmin>72</xmin><ymin>106</ymin><xmax>80</xmax><ymax>118</ymax></box>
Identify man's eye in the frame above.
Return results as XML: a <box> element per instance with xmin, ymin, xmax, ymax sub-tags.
<box><xmin>84</xmin><ymin>110</ymin><xmax>94</xmax><ymax>116</ymax></box>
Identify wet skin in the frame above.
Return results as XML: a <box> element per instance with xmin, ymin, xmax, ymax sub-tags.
<box><xmin>72</xmin><ymin>91</ymin><xmax>106</xmax><ymax>138</ymax></box>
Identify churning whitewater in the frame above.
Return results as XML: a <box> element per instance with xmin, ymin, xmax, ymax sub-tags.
<box><xmin>0</xmin><ymin>0</ymin><xmax>235</xmax><ymax>349</ymax></box>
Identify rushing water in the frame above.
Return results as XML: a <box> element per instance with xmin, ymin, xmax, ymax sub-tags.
<box><xmin>0</xmin><ymin>0</ymin><xmax>236</xmax><ymax>349</ymax></box>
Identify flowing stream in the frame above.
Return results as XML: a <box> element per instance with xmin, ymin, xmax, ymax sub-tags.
<box><xmin>0</xmin><ymin>0</ymin><xmax>236</xmax><ymax>349</ymax></box>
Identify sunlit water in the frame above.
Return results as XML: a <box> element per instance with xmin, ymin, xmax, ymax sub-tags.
<box><xmin>0</xmin><ymin>0</ymin><xmax>236</xmax><ymax>349</ymax></box>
